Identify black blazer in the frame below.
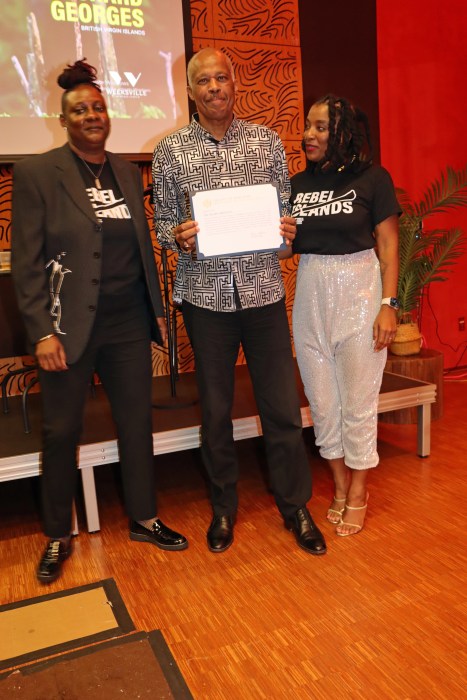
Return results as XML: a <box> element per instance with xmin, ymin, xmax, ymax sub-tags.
<box><xmin>11</xmin><ymin>144</ymin><xmax>164</xmax><ymax>364</ymax></box>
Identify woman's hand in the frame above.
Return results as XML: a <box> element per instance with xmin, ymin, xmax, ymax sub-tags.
<box><xmin>174</xmin><ymin>220</ymin><xmax>199</xmax><ymax>253</ymax></box>
<box><xmin>154</xmin><ymin>316</ymin><xmax>168</xmax><ymax>346</ymax></box>
<box><xmin>374</xmin><ymin>214</ymin><xmax>399</xmax><ymax>351</ymax></box>
<box><xmin>280</xmin><ymin>216</ymin><xmax>297</xmax><ymax>246</ymax></box>
<box><xmin>35</xmin><ymin>336</ymin><xmax>68</xmax><ymax>371</ymax></box>
<box><xmin>373</xmin><ymin>305</ymin><xmax>397</xmax><ymax>351</ymax></box>
<box><xmin>277</xmin><ymin>216</ymin><xmax>297</xmax><ymax>259</ymax></box>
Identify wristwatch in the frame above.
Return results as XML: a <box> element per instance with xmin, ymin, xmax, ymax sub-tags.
<box><xmin>381</xmin><ymin>297</ymin><xmax>400</xmax><ymax>310</ymax></box>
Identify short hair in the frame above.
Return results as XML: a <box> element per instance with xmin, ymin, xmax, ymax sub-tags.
<box><xmin>58</xmin><ymin>59</ymin><xmax>102</xmax><ymax>113</ymax></box>
<box><xmin>187</xmin><ymin>48</ymin><xmax>235</xmax><ymax>89</ymax></box>
<box><xmin>309</xmin><ymin>94</ymin><xmax>373</xmax><ymax>173</ymax></box>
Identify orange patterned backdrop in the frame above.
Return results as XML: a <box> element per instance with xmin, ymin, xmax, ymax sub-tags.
<box><xmin>0</xmin><ymin>0</ymin><xmax>304</xmax><ymax>394</ymax></box>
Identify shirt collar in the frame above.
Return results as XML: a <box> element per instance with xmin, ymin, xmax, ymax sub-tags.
<box><xmin>191</xmin><ymin>113</ymin><xmax>240</xmax><ymax>144</ymax></box>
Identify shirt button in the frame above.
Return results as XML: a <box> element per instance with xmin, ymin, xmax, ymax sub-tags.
<box><xmin>91</xmin><ymin>278</ymin><xmax>99</xmax><ymax>285</ymax></box>
<box><xmin>88</xmin><ymin>305</ymin><xmax>96</xmax><ymax>312</ymax></box>
<box><xmin>93</xmin><ymin>252</ymin><xmax>101</xmax><ymax>259</ymax></box>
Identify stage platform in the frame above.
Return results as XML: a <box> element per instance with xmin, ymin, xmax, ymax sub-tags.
<box><xmin>0</xmin><ymin>365</ymin><xmax>436</xmax><ymax>533</ymax></box>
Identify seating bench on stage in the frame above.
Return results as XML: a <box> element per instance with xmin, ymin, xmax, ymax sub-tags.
<box><xmin>0</xmin><ymin>365</ymin><xmax>436</xmax><ymax>534</ymax></box>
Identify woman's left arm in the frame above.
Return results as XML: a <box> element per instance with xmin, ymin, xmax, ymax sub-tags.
<box><xmin>373</xmin><ymin>214</ymin><xmax>399</xmax><ymax>351</ymax></box>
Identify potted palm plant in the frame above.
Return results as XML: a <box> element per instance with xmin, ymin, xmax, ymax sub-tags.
<box><xmin>390</xmin><ymin>164</ymin><xmax>467</xmax><ymax>356</ymax></box>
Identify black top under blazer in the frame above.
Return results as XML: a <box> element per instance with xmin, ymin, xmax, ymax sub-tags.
<box><xmin>11</xmin><ymin>144</ymin><xmax>164</xmax><ymax>364</ymax></box>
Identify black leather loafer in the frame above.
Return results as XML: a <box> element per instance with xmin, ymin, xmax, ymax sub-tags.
<box><xmin>285</xmin><ymin>507</ymin><xmax>327</xmax><ymax>555</ymax></box>
<box><xmin>207</xmin><ymin>515</ymin><xmax>234</xmax><ymax>553</ymax></box>
<box><xmin>37</xmin><ymin>539</ymin><xmax>73</xmax><ymax>583</ymax></box>
<box><xmin>129</xmin><ymin>519</ymin><xmax>188</xmax><ymax>551</ymax></box>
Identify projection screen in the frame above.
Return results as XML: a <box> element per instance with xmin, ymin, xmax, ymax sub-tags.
<box><xmin>0</xmin><ymin>0</ymin><xmax>191</xmax><ymax>161</ymax></box>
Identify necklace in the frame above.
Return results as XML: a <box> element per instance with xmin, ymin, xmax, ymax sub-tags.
<box><xmin>80</xmin><ymin>156</ymin><xmax>106</xmax><ymax>189</ymax></box>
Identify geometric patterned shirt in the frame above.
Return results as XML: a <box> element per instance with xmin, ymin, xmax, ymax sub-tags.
<box><xmin>152</xmin><ymin>114</ymin><xmax>290</xmax><ymax>311</ymax></box>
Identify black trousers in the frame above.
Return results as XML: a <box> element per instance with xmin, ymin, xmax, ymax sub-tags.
<box><xmin>39</xmin><ymin>298</ymin><xmax>156</xmax><ymax>538</ymax></box>
<box><xmin>182</xmin><ymin>298</ymin><xmax>312</xmax><ymax>519</ymax></box>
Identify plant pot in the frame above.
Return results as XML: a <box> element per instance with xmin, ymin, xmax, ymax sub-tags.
<box><xmin>389</xmin><ymin>321</ymin><xmax>422</xmax><ymax>356</ymax></box>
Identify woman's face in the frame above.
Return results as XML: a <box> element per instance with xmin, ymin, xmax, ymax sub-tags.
<box><xmin>303</xmin><ymin>103</ymin><xmax>329</xmax><ymax>162</ymax></box>
<box><xmin>60</xmin><ymin>84</ymin><xmax>110</xmax><ymax>155</ymax></box>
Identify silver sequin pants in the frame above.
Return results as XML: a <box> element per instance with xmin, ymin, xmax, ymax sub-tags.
<box><xmin>292</xmin><ymin>248</ymin><xmax>386</xmax><ymax>470</ymax></box>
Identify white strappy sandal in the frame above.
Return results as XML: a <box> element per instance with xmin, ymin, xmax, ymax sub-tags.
<box><xmin>326</xmin><ymin>496</ymin><xmax>346</xmax><ymax>524</ymax></box>
<box><xmin>336</xmin><ymin>494</ymin><xmax>369</xmax><ymax>537</ymax></box>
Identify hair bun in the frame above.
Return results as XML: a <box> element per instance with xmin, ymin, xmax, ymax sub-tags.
<box><xmin>57</xmin><ymin>59</ymin><xmax>99</xmax><ymax>91</ymax></box>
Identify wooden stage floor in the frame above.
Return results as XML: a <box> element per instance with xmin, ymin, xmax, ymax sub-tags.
<box><xmin>0</xmin><ymin>364</ymin><xmax>436</xmax><ymax>533</ymax></box>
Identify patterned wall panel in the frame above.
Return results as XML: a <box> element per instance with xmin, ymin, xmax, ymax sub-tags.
<box><xmin>142</xmin><ymin>164</ymin><xmax>197</xmax><ymax>377</ymax></box>
<box><xmin>282</xmin><ymin>135</ymin><xmax>304</xmax><ymax>348</ymax></box>
<box><xmin>0</xmin><ymin>358</ymin><xmax>38</xmax><ymax>399</ymax></box>
<box><xmin>141</xmin><ymin>164</ymin><xmax>170</xmax><ymax>378</ymax></box>
<box><xmin>0</xmin><ymin>167</ymin><xmax>18</xmax><ymax>394</ymax></box>
<box><xmin>282</xmin><ymin>134</ymin><xmax>305</xmax><ymax>347</ymax></box>
<box><xmin>213</xmin><ymin>0</ymin><xmax>299</xmax><ymax>46</ymax></box>
<box><xmin>192</xmin><ymin>37</ymin><xmax>209</xmax><ymax>52</ymax></box>
<box><xmin>0</xmin><ymin>167</ymin><xmax>13</xmax><ymax>251</ymax></box>
<box><xmin>284</xmin><ymin>139</ymin><xmax>306</xmax><ymax>177</ymax></box>
<box><xmin>280</xmin><ymin>255</ymin><xmax>298</xmax><ymax>353</ymax></box>
<box><xmin>213</xmin><ymin>42</ymin><xmax>302</xmax><ymax>142</ymax></box>
<box><xmin>189</xmin><ymin>0</ymin><xmax>214</xmax><ymax>38</ymax></box>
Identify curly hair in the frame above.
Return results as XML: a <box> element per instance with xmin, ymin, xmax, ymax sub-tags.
<box><xmin>307</xmin><ymin>94</ymin><xmax>373</xmax><ymax>174</ymax></box>
<box><xmin>58</xmin><ymin>59</ymin><xmax>101</xmax><ymax>112</ymax></box>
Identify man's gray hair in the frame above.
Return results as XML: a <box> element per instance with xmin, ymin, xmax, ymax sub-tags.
<box><xmin>187</xmin><ymin>48</ymin><xmax>235</xmax><ymax>89</ymax></box>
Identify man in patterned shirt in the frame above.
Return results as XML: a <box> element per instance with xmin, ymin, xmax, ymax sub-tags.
<box><xmin>153</xmin><ymin>48</ymin><xmax>326</xmax><ymax>556</ymax></box>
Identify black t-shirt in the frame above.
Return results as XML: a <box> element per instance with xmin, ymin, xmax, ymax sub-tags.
<box><xmin>291</xmin><ymin>165</ymin><xmax>401</xmax><ymax>255</ymax></box>
<box><xmin>74</xmin><ymin>155</ymin><xmax>145</xmax><ymax>298</ymax></box>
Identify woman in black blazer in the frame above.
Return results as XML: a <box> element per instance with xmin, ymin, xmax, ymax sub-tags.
<box><xmin>12</xmin><ymin>60</ymin><xmax>188</xmax><ymax>583</ymax></box>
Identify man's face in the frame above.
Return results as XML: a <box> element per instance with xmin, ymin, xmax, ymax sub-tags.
<box><xmin>187</xmin><ymin>51</ymin><xmax>236</xmax><ymax>129</ymax></box>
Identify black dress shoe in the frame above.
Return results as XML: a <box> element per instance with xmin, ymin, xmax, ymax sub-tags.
<box><xmin>37</xmin><ymin>539</ymin><xmax>73</xmax><ymax>583</ymax></box>
<box><xmin>285</xmin><ymin>507</ymin><xmax>327</xmax><ymax>555</ymax></box>
<box><xmin>207</xmin><ymin>515</ymin><xmax>234</xmax><ymax>553</ymax></box>
<box><xmin>129</xmin><ymin>519</ymin><xmax>188</xmax><ymax>551</ymax></box>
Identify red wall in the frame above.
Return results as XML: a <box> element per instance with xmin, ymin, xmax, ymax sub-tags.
<box><xmin>377</xmin><ymin>0</ymin><xmax>467</xmax><ymax>369</ymax></box>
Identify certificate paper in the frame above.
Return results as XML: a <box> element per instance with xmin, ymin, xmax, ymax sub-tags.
<box><xmin>190</xmin><ymin>183</ymin><xmax>284</xmax><ymax>259</ymax></box>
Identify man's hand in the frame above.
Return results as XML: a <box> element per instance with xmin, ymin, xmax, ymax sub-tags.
<box><xmin>174</xmin><ymin>220</ymin><xmax>199</xmax><ymax>254</ymax></box>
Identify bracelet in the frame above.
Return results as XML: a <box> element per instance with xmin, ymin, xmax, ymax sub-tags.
<box><xmin>37</xmin><ymin>333</ymin><xmax>55</xmax><ymax>344</ymax></box>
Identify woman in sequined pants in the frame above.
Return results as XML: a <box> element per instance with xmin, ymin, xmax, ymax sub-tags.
<box><xmin>290</xmin><ymin>95</ymin><xmax>400</xmax><ymax>536</ymax></box>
